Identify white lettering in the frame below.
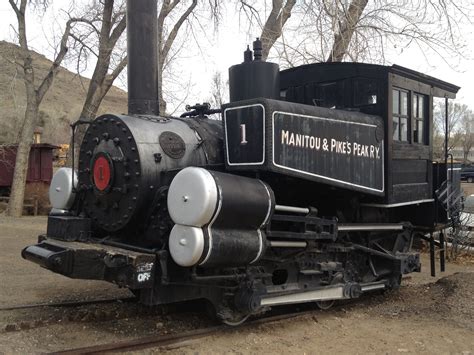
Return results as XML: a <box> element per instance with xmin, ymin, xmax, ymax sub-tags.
<box><xmin>240</xmin><ymin>124</ymin><xmax>248</xmax><ymax>145</ymax></box>
<box><xmin>281</xmin><ymin>130</ymin><xmax>289</xmax><ymax>145</ymax></box>
<box><xmin>289</xmin><ymin>133</ymin><xmax>295</xmax><ymax>146</ymax></box>
<box><xmin>278</xmin><ymin>129</ymin><xmax>381</xmax><ymax>160</ymax></box>
<box><xmin>137</xmin><ymin>272</ymin><xmax>151</xmax><ymax>282</ymax></box>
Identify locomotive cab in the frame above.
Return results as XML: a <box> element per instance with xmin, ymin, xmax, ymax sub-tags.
<box><xmin>223</xmin><ymin>61</ymin><xmax>460</xmax><ymax>227</ymax></box>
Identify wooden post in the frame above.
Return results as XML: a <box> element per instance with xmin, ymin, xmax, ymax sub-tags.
<box><xmin>33</xmin><ymin>196</ymin><xmax>38</xmax><ymax>216</ymax></box>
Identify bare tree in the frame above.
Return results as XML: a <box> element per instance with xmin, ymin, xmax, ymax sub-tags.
<box><xmin>269</xmin><ymin>0</ymin><xmax>472</xmax><ymax>67</ymax></box>
<box><xmin>70</xmin><ymin>0</ymin><xmax>127</xmax><ymax>123</ymax></box>
<box><xmin>235</xmin><ymin>0</ymin><xmax>296</xmax><ymax>61</ymax></box>
<box><xmin>66</xmin><ymin>0</ymin><xmax>127</xmax><ymax>165</ymax></box>
<box><xmin>433</xmin><ymin>101</ymin><xmax>471</xmax><ymax>159</ymax></box>
<box><xmin>259</xmin><ymin>0</ymin><xmax>296</xmax><ymax>61</ymax></box>
<box><xmin>69</xmin><ymin>0</ymin><xmax>201</xmax><ymax>157</ymax></box>
<box><xmin>326</xmin><ymin>0</ymin><xmax>368</xmax><ymax>62</ymax></box>
<box><xmin>157</xmin><ymin>0</ymin><xmax>198</xmax><ymax>113</ymax></box>
<box><xmin>7</xmin><ymin>0</ymin><xmax>79</xmax><ymax>217</ymax></box>
<box><xmin>209</xmin><ymin>71</ymin><xmax>227</xmax><ymax>108</ymax></box>
<box><xmin>459</xmin><ymin>109</ymin><xmax>474</xmax><ymax>164</ymax></box>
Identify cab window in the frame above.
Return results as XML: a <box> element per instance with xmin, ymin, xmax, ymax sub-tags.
<box><xmin>392</xmin><ymin>88</ymin><xmax>409</xmax><ymax>142</ymax></box>
<box><xmin>354</xmin><ymin>78</ymin><xmax>378</xmax><ymax>106</ymax></box>
<box><xmin>413</xmin><ymin>93</ymin><xmax>427</xmax><ymax>144</ymax></box>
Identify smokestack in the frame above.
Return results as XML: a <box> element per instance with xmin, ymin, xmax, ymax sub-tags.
<box><xmin>126</xmin><ymin>0</ymin><xmax>159</xmax><ymax>115</ymax></box>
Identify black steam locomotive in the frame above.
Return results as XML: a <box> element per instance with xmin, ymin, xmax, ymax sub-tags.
<box><xmin>22</xmin><ymin>0</ymin><xmax>461</xmax><ymax>324</ymax></box>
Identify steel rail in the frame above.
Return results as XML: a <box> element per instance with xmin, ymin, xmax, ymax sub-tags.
<box><xmin>0</xmin><ymin>296</ymin><xmax>135</xmax><ymax>312</ymax></box>
<box><xmin>49</xmin><ymin>310</ymin><xmax>316</xmax><ymax>354</ymax></box>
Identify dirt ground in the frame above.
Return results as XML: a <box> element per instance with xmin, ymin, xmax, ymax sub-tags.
<box><xmin>0</xmin><ymin>216</ymin><xmax>473</xmax><ymax>354</ymax></box>
<box><xmin>462</xmin><ymin>182</ymin><xmax>474</xmax><ymax>197</ymax></box>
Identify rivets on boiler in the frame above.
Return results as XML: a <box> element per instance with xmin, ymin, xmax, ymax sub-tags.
<box><xmin>102</xmin><ymin>132</ymin><xmax>110</xmax><ymax>140</ymax></box>
<box><xmin>113</xmin><ymin>137</ymin><xmax>120</xmax><ymax>145</ymax></box>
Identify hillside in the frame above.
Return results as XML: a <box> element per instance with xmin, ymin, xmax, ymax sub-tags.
<box><xmin>0</xmin><ymin>41</ymin><xmax>128</xmax><ymax>145</ymax></box>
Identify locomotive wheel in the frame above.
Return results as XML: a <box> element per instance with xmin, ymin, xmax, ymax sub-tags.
<box><xmin>315</xmin><ymin>272</ymin><xmax>342</xmax><ymax>310</ymax></box>
<box><xmin>205</xmin><ymin>300</ymin><xmax>251</xmax><ymax>326</ymax></box>
<box><xmin>221</xmin><ymin>313</ymin><xmax>251</xmax><ymax>326</ymax></box>
<box><xmin>315</xmin><ymin>300</ymin><xmax>335</xmax><ymax>310</ymax></box>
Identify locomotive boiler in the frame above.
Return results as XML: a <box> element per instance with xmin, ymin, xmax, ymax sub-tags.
<box><xmin>22</xmin><ymin>0</ymin><xmax>461</xmax><ymax>325</ymax></box>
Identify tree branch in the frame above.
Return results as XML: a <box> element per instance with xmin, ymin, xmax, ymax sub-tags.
<box><xmin>162</xmin><ymin>0</ymin><xmax>197</xmax><ymax>60</ymax></box>
<box><xmin>36</xmin><ymin>18</ymin><xmax>77</xmax><ymax>102</ymax></box>
<box><xmin>327</xmin><ymin>0</ymin><xmax>369</xmax><ymax>62</ymax></box>
<box><xmin>109</xmin><ymin>14</ymin><xmax>126</xmax><ymax>47</ymax></box>
<box><xmin>104</xmin><ymin>55</ymin><xmax>127</xmax><ymax>87</ymax></box>
<box><xmin>260</xmin><ymin>0</ymin><xmax>296</xmax><ymax>60</ymax></box>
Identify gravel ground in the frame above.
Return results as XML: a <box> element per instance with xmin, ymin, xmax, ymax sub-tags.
<box><xmin>0</xmin><ymin>216</ymin><xmax>473</xmax><ymax>354</ymax></box>
<box><xmin>462</xmin><ymin>182</ymin><xmax>474</xmax><ymax>197</ymax></box>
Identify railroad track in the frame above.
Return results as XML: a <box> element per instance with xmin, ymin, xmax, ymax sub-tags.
<box><xmin>50</xmin><ymin>310</ymin><xmax>316</xmax><ymax>354</ymax></box>
<box><xmin>0</xmin><ymin>297</ymin><xmax>136</xmax><ymax>312</ymax></box>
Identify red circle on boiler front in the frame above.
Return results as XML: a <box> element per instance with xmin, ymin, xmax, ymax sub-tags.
<box><xmin>93</xmin><ymin>156</ymin><xmax>111</xmax><ymax>191</ymax></box>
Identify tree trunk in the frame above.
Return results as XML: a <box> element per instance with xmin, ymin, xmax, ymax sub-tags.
<box><xmin>327</xmin><ymin>0</ymin><xmax>368</xmax><ymax>62</ymax></box>
<box><xmin>7</xmin><ymin>0</ymin><xmax>74</xmax><ymax>216</ymax></box>
<box><xmin>158</xmin><ymin>59</ymin><xmax>167</xmax><ymax>114</ymax></box>
<box><xmin>260</xmin><ymin>0</ymin><xmax>296</xmax><ymax>61</ymax></box>
<box><xmin>70</xmin><ymin>81</ymin><xmax>111</xmax><ymax>166</ymax></box>
<box><xmin>7</xmin><ymin>56</ymin><xmax>38</xmax><ymax>217</ymax></box>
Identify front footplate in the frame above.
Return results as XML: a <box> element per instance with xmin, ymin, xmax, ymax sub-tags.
<box><xmin>21</xmin><ymin>237</ymin><xmax>156</xmax><ymax>289</ymax></box>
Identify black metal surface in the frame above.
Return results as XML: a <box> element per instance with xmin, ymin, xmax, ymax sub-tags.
<box><xmin>224</xmin><ymin>105</ymin><xmax>264</xmax><ymax>165</ymax></box>
<box><xmin>46</xmin><ymin>216</ymin><xmax>91</xmax><ymax>242</ymax></box>
<box><xmin>180</xmin><ymin>103</ymin><xmax>222</xmax><ymax>118</ymax></box>
<box><xmin>228</xmin><ymin>47</ymin><xmax>280</xmax><ymax>102</ymax></box>
<box><xmin>78</xmin><ymin>114</ymin><xmax>223</xmax><ymax>233</ymax></box>
<box><xmin>268</xmin><ymin>214</ymin><xmax>337</xmax><ymax>241</ymax></box>
<box><xmin>429</xmin><ymin>232</ymin><xmax>436</xmax><ymax>277</ymax></box>
<box><xmin>439</xmin><ymin>230</ymin><xmax>446</xmax><ymax>272</ymax></box>
<box><xmin>272</xmin><ymin>111</ymin><xmax>383</xmax><ymax>192</ymax></box>
<box><xmin>22</xmin><ymin>238</ymin><xmax>156</xmax><ymax>289</ymax></box>
<box><xmin>223</xmin><ymin>98</ymin><xmax>384</xmax><ymax>195</ymax></box>
<box><xmin>198</xmin><ymin>170</ymin><xmax>275</xmax><ymax>267</ymax></box>
<box><xmin>21</xmin><ymin>242</ymin><xmax>74</xmax><ymax>275</ymax></box>
<box><xmin>127</xmin><ymin>0</ymin><xmax>159</xmax><ymax>115</ymax></box>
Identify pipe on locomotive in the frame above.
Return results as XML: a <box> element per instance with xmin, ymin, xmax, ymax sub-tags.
<box><xmin>126</xmin><ymin>0</ymin><xmax>159</xmax><ymax>115</ymax></box>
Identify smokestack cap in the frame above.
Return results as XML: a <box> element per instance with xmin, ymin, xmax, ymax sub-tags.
<box><xmin>253</xmin><ymin>37</ymin><xmax>263</xmax><ymax>61</ymax></box>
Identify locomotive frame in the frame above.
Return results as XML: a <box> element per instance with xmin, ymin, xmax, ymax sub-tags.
<box><xmin>21</xmin><ymin>0</ymin><xmax>461</xmax><ymax>325</ymax></box>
